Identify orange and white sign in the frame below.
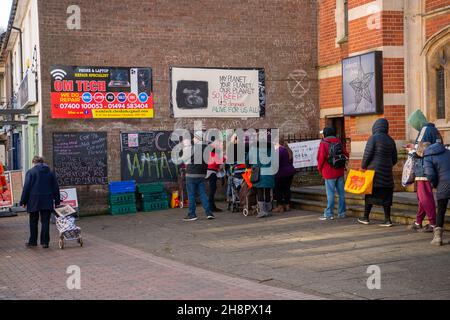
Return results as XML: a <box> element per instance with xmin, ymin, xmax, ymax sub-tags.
<box><xmin>60</xmin><ymin>188</ymin><xmax>79</xmax><ymax>208</ymax></box>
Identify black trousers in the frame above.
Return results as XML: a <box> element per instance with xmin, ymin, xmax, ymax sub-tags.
<box><xmin>274</xmin><ymin>175</ymin><xmax>294</xmax><ymax>205</ymax></box>
<box><xmin>364</xmin><ymin>203</ymin><xmax>391</xmax><ymax>222</ymax></box>
<box><xmin>437</xmin><ymin>198</ymin><xmax>448</xmax><ymax>228</ymax></box>
<box><xmin>29</xmin><ymin>210</ymin><xmax>52</xmax><ymax>245</ymax></box>
<box><xmin>208</xmin><ymin>173</ymin><xmax>218</xmax><ymax>208</ymax></box>
<box><xmin>257</xmin><ymin>188</ymin><xmax>271</xmax><ymax>202</ymax></box>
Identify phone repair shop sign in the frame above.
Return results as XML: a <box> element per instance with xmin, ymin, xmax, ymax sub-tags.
<box><xmin>50</xmin><ymin>65</ymin><xmax>153</xmax><ymax>119</ymax></box>
<box><xmin>288</xmin><ymin>140</ymin><xmax>321</xmax><ymax>169</ymax></box>
<box><xmin>60</xmin><ymin>188</ymin><xmax>79</xmax><ymax>208</ymax></box>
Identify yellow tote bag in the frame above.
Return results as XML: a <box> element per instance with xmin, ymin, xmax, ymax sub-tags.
<box><xmin>344</xmin><ymin>169</ymin><xmax>375</xmax><ymax>195</ymax></box>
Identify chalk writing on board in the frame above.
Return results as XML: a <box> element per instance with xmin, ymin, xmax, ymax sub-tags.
<box><xmin>53</xmin><ymin>132</ymin><xmax>108</xmax><ymax>186</ymax></box>
<box><xmin>121</xmin><ymin>131</ymin><xmax>179</xmax><ymax>183</ymax></box>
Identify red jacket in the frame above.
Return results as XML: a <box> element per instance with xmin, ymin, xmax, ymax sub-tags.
<box><xmin>208</xmin><ymin>151</ymin><xmax>224</xmax><ymax>172</ymax></box>
<box><xmin>317</xmin><ymin>137</ymin><xmax>348</xmax><ymax>179</ymax></box>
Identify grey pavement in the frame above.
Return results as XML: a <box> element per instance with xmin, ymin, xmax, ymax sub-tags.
<box><xmin>2</xmin><ymin>205</ymin><xmax>450</xmax><ymax>299</ymax></box>
<box><xmin>0</xmin><ymin>213</ymin><xmax>320</xmax><ymax>300</ymax></box>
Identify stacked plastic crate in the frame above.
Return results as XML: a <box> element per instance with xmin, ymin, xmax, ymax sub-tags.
<box><xmin>137</xmin><ymin>183</ymin><xmax>169</xmax><ymax>212</ymax></box>
<box><xmin>108</xmin><ymin>181</ymin><xmax>137</xmax><ymax>215</ymax></box>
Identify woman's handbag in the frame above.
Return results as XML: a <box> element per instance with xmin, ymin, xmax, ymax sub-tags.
<box><xmin>344</xmin><ymin>169</ymin><xmax>375</xmax><ymax>195</ymax></box>
<box><xmin>401</xmin><ymin>154</ymin><xmax>415</xmax><ymax>187</ymax></box>
<box><xmin>250</xmin><ymin>166</ymin><xmax>260</xmax><ymax>183</ymax></box>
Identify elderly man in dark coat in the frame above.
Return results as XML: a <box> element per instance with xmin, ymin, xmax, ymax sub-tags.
<box><xmin>20</xmin><ymin>156</ymin><xmax>60</xmax><ymax>248</ymax></box>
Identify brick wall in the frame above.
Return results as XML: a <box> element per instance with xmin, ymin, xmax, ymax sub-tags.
<box><xmin>37</xmin><ymin>0</ymin><xmax>319</xmax><ymax>214</ymax></box>
<box><xmin>318</xmin><ymin>0</ymin><xmax>408</xmax><ymax>189</ymax></box>
<box><xmin>426</xmin><ymin>12</ymin><xmax>450</xmax><ymax>40</ymax></box>
<box><xmin>426</xmin><ymin>0</ymin><xmax>449</xmax><ymax>13</ymax></box>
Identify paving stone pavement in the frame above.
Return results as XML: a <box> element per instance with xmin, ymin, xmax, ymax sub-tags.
<box><xmin>0</xmin><ymin>213</ymin><xmax>321</xmax><ymax>300</ymax></box>
<box><xmin>75</xmin><ymin>206</ymin><xmax>450</xmax><ymax>300</ymax></box>
<box><xmin>2</xmin><ymin>205</ymin><xmax>450</xmax><ymax>300</ymax></box>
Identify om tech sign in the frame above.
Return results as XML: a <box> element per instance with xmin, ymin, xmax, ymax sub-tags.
<box><xmin>50</xmin><ymin>65</ymin><xmax>153</xmax><ymax>119</ymax></box>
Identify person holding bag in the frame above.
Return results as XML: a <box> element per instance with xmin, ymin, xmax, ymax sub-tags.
<box><xmin>406</xmin><ymin>110</ymin><xmax>441</xmax><ymax>232</ymax></box>
<box><xmin>357</xmin><ymin>118</ymin><xmax>398</xmax><ymax>227</ymax></box>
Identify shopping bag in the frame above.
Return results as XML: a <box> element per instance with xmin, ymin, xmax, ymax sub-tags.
<box><xmin>344</xmin><ymin>169</ymin><xmax>375</xmax><ymax>195</ymax></box>
<box><xmin>401</xmin><ymin>154</ymin><xmax>415</xmax><ymax>187</ymax></box>
<box><xmin>242</xmin><ymin>168</ymin><xmax>253</xmax><ymax>189</ymax></box>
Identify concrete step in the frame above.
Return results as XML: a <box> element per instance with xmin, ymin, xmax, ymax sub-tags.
<box><xmin>291</xmin><ymin>198</ymin><xmax>450</xmax><ymax>231</ymax></box>
<box><xmin>292</xmin><ymin>186</ymin><xmax>450</xmax><ymax>212</ymax></box>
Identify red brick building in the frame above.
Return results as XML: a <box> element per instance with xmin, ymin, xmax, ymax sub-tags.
<box><xmin>318</xmin><ymin>0</ymin><xmax>450</xmax><ymax>185</ymax></box>
<box><xmin>0</xmin><ymin>0</ymin><xmax>319</xmax><ymax>213</ymax></box>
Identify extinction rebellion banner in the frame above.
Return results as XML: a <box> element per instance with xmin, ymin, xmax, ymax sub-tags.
<box><xmin>50</xmin><ymin>65</ymin><xmax>153</xmax><ymax>118</ymax></box>
<box><xmin>170</xmin><ymin>67</ymin><xmax>265</xmax><ymax>118</ymax></box>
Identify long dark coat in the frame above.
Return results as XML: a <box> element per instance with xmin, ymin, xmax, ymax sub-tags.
<box><xmin>20</xmin><ymin>163</ymin><xmax>61</xmax><ymax>213</ymax></box>
<box><xmin>361</xmin><ymin>118</ymin><xmax>398</xmax><ymax>188</ymax></box>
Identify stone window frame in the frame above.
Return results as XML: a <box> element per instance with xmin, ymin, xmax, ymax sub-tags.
<box><xmin>335</xmin><ymin>0</ymin><xmax>348</xmax><ymax>47</ymax></box>
<box><xmin>424</xmin><ymin>30</ymin><xmax>449</xmax><ymax>125</ymax></box>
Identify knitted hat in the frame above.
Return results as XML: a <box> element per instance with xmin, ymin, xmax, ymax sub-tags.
<box><xmin>322</xmin><ymin>127</ymin><xmax>336</xmax><ymax>138</ymax></box>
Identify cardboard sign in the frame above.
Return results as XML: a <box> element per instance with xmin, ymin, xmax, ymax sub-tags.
<box><xmin>170</xmin><ymin>67</ymin><xmax>265</xmax><ymax>118</ymax></box>
<box><xmin>60</xmin><ymin>188</ymin><xmax>79</xmax><ymax>208</ymax></box>
<box><xmin>288</xmin><ymin>140</ymin><xmax>321</xmax><ymax>169</ymax></box>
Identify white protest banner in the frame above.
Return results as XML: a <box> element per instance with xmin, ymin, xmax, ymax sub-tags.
<box><xmin>288</xmin><ymin>140</ymin><xmax>321</xmax><ymax>169</ymax></box>
<box><xmin>60</xmin><ymin>188</ymin><xmax>79</xmax><ymax>209</ymax></box>
<box><xmin>170</xmin><ymin>67</ymin><xmax>265</xmax><ymax>118</ymax></box>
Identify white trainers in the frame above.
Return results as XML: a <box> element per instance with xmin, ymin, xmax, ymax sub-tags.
<box><xmin>319</xmin><ymin>216</ymin><xmax>334</xmax><ymax>221</ymax></box>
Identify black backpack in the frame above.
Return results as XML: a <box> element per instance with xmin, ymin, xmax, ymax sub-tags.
<box><xmin>325</xmin><ymin>140</ymin><xmax>347</xmax><ymax>169</ymax></box>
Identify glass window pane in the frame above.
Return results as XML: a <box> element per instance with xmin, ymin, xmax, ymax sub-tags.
<box><xmin>437</xmin><ymin>67</ymin><xmax>445</xmax><ymax>119</ymax></box>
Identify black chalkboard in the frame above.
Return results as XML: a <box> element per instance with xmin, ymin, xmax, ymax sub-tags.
<box><xmin>53</xmin><ymin>132</ymin><xmax>108</xmax><ymax>186</ymax></box>
<box><xmin>120</xmin><ymin>131</ymin><xmax>180</xmax><ymax>183</ymax></box>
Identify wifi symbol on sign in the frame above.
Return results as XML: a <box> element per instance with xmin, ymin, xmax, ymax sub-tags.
<box><xmin>51</xmin><ymin>69</ymin><xmax>67</xmax><ymax>80</ymax></box>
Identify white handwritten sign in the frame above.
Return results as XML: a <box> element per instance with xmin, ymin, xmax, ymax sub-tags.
<box><xmin>288</xmin><ymin>140</ymin><xmax>321</xmax><ymax>169</ymax></box>
<box><xmin>170</xmin><ymin>67</ymin><xmax>264</xmax><ymax>118</ymax></box>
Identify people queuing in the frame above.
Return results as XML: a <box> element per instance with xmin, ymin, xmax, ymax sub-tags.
<box><xmin>273</xmin><ymin>138</ymin><xmax>296</xmax><ymax>213</ymax></box>
<box><xmin>406</xmin><ymin>110</ymin><xmax>441</xmax><ymax>232</ymax></box>
<box><xmin>182</xmin><ymin>131</ymin><xmax>215</xmax><ymax>221</ymax></box>
<box><xmin>424</xmin><ymin>142</ymin><xmax>450</xmax><ymax>245</ymax></box>
<box><xmin>247</xmin><ymin>132</ymin><xmax>275</xmax><ymax>218</ymax></box>
<box><xmin>358</xmin><ymin>118</ymin><xmax>398</xmax><ymax>227</ymax></box>
<box><xmin>317</xmin><ymin>127</ymin><xmax>348</xmax><ymax>220</ymax></box>
<box><xmin>206</xmin><ymin>138</ymin><xmax>225</xmax><ymax>213</ymax></box>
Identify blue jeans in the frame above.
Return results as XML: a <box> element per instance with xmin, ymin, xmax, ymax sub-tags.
<box><xmin>186</xmin><ymin>177</ymin><xmax>212</xmax><ymax>218</ymax></box>
<box><xmin>324</xmin><ymin>176</ymin><xmax>346</xmax><ymax>218</ymax></box>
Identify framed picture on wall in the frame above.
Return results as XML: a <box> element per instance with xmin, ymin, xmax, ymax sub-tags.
<box><xmin>342</xmin><ymin>51</ymin><xmax>383</xmax><ymax>116</ymax></box>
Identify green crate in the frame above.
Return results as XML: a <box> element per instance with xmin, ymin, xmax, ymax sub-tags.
<box><xmin>108</xmin><ymin>192</ymin><xmax>136</xmax><ymax>205</ymax></box>
<box><xmin>141</xmin><ymin>200</ymin><xmax>169</xmax><ymax>212</ymax></box>
<box><xmin>109</xmin><ymin>204</ymin><xmax>137</xmax><ymax>215</ymax></box>
<box><xmin>140</xmin><ymin>192</ymin><xmax>168</xmax><ymax>202</ymax></box>
<box><xmin>137</xmin><ymin>183</ymin><xmax>164</xmax><ymax>194</ymax></box>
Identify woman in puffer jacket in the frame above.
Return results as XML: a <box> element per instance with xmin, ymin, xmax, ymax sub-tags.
<box><xmin>358</xmin><ymin>118</ymin><xmax>398</xmax><ymax>227</ymax></box>
<box><xmin>424</xmin><ymin>143</ymin><xmax>450</xmax><ymax>246</ymax></box>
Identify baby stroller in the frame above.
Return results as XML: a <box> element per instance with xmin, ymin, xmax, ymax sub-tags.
<box><xmin>55</xmin><ymin>210</ymin><xmax>83</xmax><ymax>249</ymax></box>
<box><xmin>240</xmin><ymin>168</ymin><xmax>258</xmax><ymax>216</ymax></box>
<box><xmin>226</xmin><ymin>164</ymin><xmax>245</xmax><ymax>212</ymax></box>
